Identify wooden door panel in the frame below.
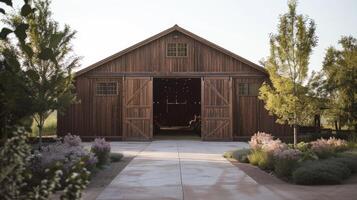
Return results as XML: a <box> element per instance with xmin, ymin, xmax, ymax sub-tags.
<box><xmin>123</xmin><ymin>77</ymin><xmax>153</xmax><ymax>140</ymax></box>
<box><xmin>202</xmin><ymin>77</ymin><xmax>233</xmax><ymax>140</ymax></box>
<box><xmin>92</xmin><ymin>79</ymin><xmax>121</xmax><ymax>138</ymax></box>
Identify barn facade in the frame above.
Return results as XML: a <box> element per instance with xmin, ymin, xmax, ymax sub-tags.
<box><xmin>57</xmin><ymin>25</ymin><xmax>292</xmax><ymax>140</ymax></box>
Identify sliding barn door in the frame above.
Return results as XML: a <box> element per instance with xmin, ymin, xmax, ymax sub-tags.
<box><xmin>201</xmin><ymin>77</ymin><xmax>233</xmax><ymax>140</ymax></box>
<box><xmin>123</xmin><ymin>77</ymin><xmax>153</xmax><ymax>140</ymax></box>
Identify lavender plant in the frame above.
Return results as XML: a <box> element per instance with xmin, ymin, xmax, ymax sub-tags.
<box><xmin>91</xmin><ymin>138</ymin><xmax>111</xmax><ymax>166</ymax></box>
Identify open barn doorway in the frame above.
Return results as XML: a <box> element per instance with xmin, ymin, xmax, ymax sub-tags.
<box><xmin>153</xmin><ymin>78</ymin><xmax>201</xmax><ymax>140</ymax></box>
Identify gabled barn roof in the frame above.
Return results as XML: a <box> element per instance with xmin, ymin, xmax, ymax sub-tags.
<box><xmin>76</xmin><ymin>25</ymin><xmax>267</xmax><ymax>77</ymax></box>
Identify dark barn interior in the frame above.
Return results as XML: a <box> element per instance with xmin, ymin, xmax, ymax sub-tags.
<box><xmin>153</xmin><ymin>78</ymin><xmax>201</xmax><ymax>138</ymax></box>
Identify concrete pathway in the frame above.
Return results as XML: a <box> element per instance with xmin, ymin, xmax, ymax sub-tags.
<box><xmin>96</xmin><ymin>140</ymin><xmax>284</xmax><ymax>200</ymax></box>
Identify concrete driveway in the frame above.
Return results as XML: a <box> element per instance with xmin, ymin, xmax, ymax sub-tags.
<box><xmin>96</xmin><ymin>140</ymin><xmax>284</xmax><ymax>200</ymax></box>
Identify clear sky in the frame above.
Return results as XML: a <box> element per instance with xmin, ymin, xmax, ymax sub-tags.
<box><xmin>43</xmin><ymin>0</ymin><xmax>357</xmax><ymax>72</ymax></box>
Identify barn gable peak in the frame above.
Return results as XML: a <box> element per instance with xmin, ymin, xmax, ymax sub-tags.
<box><xmin>75</xmin><ymin>25</ymin><xmax>267</xmax><ymax>76</ymax></box>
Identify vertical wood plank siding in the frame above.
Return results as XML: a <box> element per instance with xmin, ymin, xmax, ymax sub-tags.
<box><xmin>232</xmin><ymin>78</ymin><xmax>292</xmax><ymax>139</ymax></box>
<box><xmin>58</xmin><ymin>78</ymin><xmax>123</xmax><ymax>139</ymax></box>
<box><xmin>86</xmin><ymin>31</ymin><xmax>261</xmax><ymax>75</ymax></box>
<box><xmin>58</xmin><ymin>29</ymin><xmax>292</xmax><ymax>140</ymax></box>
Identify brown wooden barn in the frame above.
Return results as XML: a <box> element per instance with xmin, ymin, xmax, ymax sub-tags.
<box><xmin>57</xmin><ymin>25</ymin><xmax>292</xmax><ymax>141</ymax></box>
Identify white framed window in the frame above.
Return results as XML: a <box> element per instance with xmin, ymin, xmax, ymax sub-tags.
<box><xmin>96</xmin><ymin>82</ymin><xmax>118</xmax><ymax>96</ymax></box>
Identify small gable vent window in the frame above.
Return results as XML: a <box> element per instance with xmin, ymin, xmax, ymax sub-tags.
<box><xmin>166</xmin><ymin>43</ymin><xmax>187</xmax><ymax>57</ymax></box>
<box><xmin>96</xmin><ymin>82</ymin><xmax>118</xmax><ymax>96</ymax></box>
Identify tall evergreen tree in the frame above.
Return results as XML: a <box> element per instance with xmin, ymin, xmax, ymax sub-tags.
<box><xmin>259</xmin><ymin>0</ymin><xmax>318</xmax><ymax>146</ymax></box>
<box><xmin>5</xmin><ymin>0</ymin><xmax>79</xmax><ymax>148</ymax></box>
<box><xmin>322</xmin><ymin>36</ymin><xmax>357</xmax><ymax>131</ymax></box>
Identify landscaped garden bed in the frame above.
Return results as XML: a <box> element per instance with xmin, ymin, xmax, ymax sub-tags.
<box><xmin>224</xmin><ymin>132</ymin><xmax>357</xmax><ymax>185</ymax></box>
<box><xmin>24</xmin><ymin>134</ymin><xmax>124</xmax><ymax>199</ymax></box>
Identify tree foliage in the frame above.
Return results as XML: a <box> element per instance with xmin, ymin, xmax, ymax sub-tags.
<box><xmin>321</xmin><ymin>36</ymin><xmax>357</xmax><ymax>131</ymax></box>
<box><xmin>259</xmin><ymin>0</ymin><xmax>318</xmax><ymax>145</ymax></box>
<box><xmin>4</xmin><ymin>0</ymin><xmax>79</xmax><ymax>147</ymax></box>
<box><xmin>1</xmin><ymin>1</ymin><xmax>88</xmax><ymax>199</ymax></box>
<box><xmin>0</xmin><ymin>0</ymin><xmax>36</xmax><ymax>138</ymax></box>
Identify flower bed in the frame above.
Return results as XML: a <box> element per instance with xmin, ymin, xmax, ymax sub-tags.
<box><xmin>25</xmin><ymin>134</ymin><xmax>123</xmax><ymax>198</ymax></box>
<box><xmin>224</xmin><ymin>132</ymin><xmax>357</xmax><ymax>185</ymax></box>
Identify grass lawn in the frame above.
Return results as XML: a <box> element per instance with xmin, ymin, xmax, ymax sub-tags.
<box><xmin>30</xmin><ymin>111</ymin><xmax>57</xmax><ymax>137</ymax></box>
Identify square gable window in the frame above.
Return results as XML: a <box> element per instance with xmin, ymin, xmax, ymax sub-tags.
<box><xmin>96</xmin><ymin>82</ymin><xmax>118</xmax><ymax>96</ymax></box>
<box><xmin>177</xmin><ymin>43</ymin><xmax>187</xmax><ymax>56</ymax></box>
<box><xmin>166</xmin><ymin>43</ymin><xmax>187</xmax><ymax>57</ymax></box>
<box><xmin>167</xmin><ymin>43</ymin><xmax>177</xmax><ymax>57</ymax></box>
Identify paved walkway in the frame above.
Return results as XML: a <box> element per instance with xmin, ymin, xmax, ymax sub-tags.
<box><xmin>96</xmin><ymin>140</ymin><xmax>284</xmax><ymax>200</ymax></box>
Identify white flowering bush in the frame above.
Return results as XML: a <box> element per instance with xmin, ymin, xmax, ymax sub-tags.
<box><xmin>63</xmin><ymin>133</ymin><xmax>82</xmax><ymax>147</ymax></box>
<box><xmin>248</xmin><ymin>132</ymin><xmax>288</xmax><ymax>170</ymax></box>
<box><xmin>262</xmin><ymin>139</ymin><xmax>288</xmax><ymax>155</ymax></box>
<box><xmin>249</xmin><ymin>132</ymin><xmax>274</xmax><ymax>150</ymax></box>
<box><xmin>91</xmin><ymin>138</ymin><xmax>111</xmax><ymax>166</ymax></box>
<box><xmin>60</xmin><ymin>161</ymin><xmax>90</xmax><ymax>200</ymax></box>
<box><xmin>249</xmin><ymin>132</ymin><xmax>288</xmax><ymax>153</ymax></box>
<box><xmin>0</xmin><ymin>128</ymin><xmax>63</xmax><ymax>200</ymax></box>
<box><xmin>311</xmin><ymin>137</ymin><xmax>348</xmax><ymax>158</ymax></box>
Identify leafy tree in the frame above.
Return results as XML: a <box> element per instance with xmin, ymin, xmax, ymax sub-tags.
<box><xmin>5</xmin><ymin>0</ymin><xmax>79</xmax><ymax>148</ymax></box>
<box><xmin>259</xmin><ymin>0</ymin><xmax>318</xmax><ymax>146</ymax></box>
<box><xmin>0</xmin><ymin>0</ymin><xmax>35</xmax><ymax>139</ymax></box>
<box><xmin>322</xmin><ymin>36</ymin><xmax>357</xmax><ymax>131</ymax></box>
<box><xmin>1</xmin><ymin>1</ymin><xmax>89</xmax><ymax>199</ymax></box>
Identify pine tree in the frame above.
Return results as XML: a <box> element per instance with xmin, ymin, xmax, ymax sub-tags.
<box><xmin>259</xmin><ymin>0</ymin><xmax>318</xmax><ymax>146</ymax></box>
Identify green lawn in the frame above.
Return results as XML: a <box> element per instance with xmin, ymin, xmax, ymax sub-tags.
<box><xmin>31</xmin><ymin>111</ymin><xmax>57</xmax><ymax>137</ymax></box>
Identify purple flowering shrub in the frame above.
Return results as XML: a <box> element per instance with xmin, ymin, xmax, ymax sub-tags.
<box><xmin>29</xmin><ymin>135</ymin><xmax>97</xmax><ymax>180</ymax></box>
<box><xmin>91</xmin><ymin>138</ymin><xmax>111</xmax><ymax>166</ymax></box>
<box><xmin>27</xmin><ymin>135</ymin><xmax>97</xmax><ymax>193</ymax></box>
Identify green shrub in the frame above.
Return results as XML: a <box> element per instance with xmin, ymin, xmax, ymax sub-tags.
<box><xmin>110</xmin><ymin>153</ymin><xmax>124</xmax><ymax>162</ymax></box>
<box><xmin>331</xmin><ymin>156</ymin><xmax>357</xmax><ymax>173</ymax></box>
<box><xmin>274</xmin><ymin>158</ymin><xmax>299</xmax><ymax>178</ymax></box>
<box><xmin>292</xmin><ymin>160</ymin><xmax>351</xmax><ymax>185</ymax></box>
<box><xmin>273</xmin><ymin>149</ymin><xmax>301</xmax><ymax>178</ymax></box>
<box><xmin>248</xmin><ymin>149</ymin><xmax>274</xmax><ymax>170</ymax></box>
<box><xmin>223</xmin><ymin>149</ymin><xmax>251</xmax><ymax>163</ymax></box>
<box><xmin>232</xmin><ymin>149</ymin><xmax>251</xmax><ymax>163</ymax></box>
<box><xmin>300</xmin><ymin>150</ymin><xmax>319</xmax><ymax>161</ymax></box>
<box><xmin>296</xmin><ymin>142</ymin><xmax>310</xmax><ymax>152</ymax></box>
<box><xmin>223</xmin><ymin>151</ymin><xmax>234</xmax><ymax>159</ymax></box>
